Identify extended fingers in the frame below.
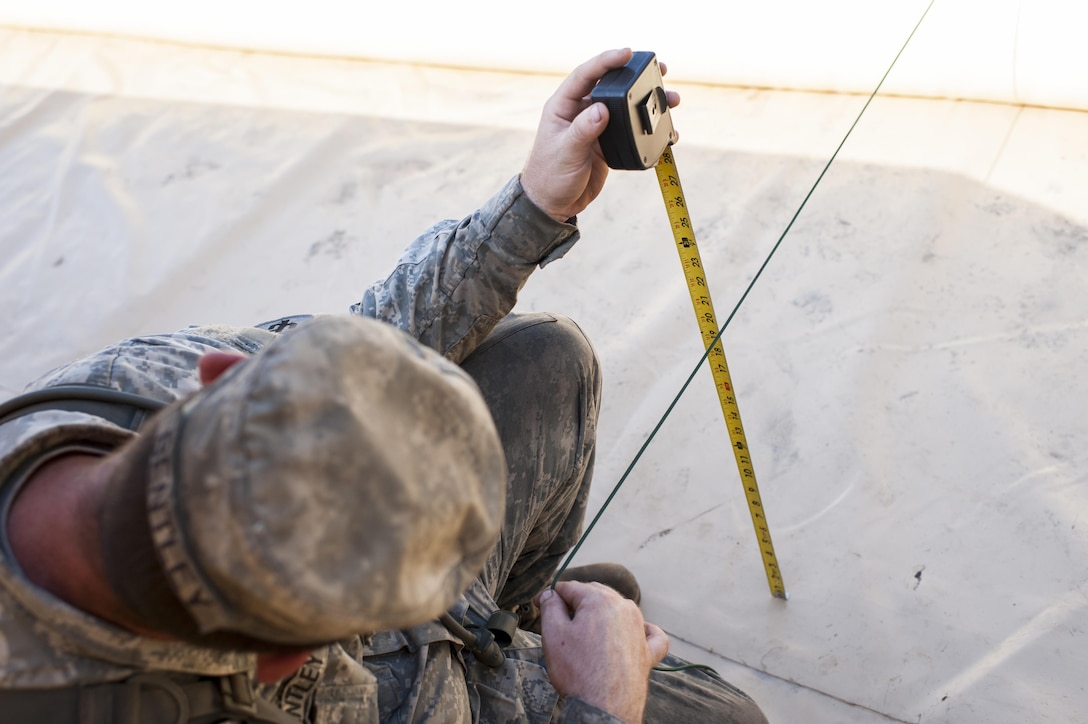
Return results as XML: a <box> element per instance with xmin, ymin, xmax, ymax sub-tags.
<box><xmin>658</xmin><ymin>61</ymin><xmax>682</xmax><ymax>109</ymax></box>
<box><xmin>550</xmin><ymin>48</ymin><xmax>634</xmax><ymax>118</ymax></box>
<box><xmin>560</xmin><ymin>51</ymin><xmax>679</xmax><ymax>110</ymax></box>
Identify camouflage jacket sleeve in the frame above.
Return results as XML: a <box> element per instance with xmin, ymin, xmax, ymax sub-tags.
<box><xmin>350</xmin><ymin>175</ymin><xmax>580</xmax><ymax>364</ymax></box>
<box><xmin>553</xmin><ymin>696</ymin><xmax>628</xmax><ymax>723</ymax></box>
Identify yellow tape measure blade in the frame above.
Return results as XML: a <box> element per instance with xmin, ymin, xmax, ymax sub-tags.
<box><xmin>654</xmin><ymin>148</ymin><xmax>787</xmax><ymax>600</ymax></box>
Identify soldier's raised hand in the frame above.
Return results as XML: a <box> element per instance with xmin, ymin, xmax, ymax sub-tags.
<box><xmin>520</xmin><ymin>49</ymin><xmax>680</xmax><ymax>223</ymax></box>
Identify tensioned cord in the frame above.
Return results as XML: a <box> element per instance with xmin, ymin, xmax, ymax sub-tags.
<box><xmin>553</xmin><ymin>0</ymin><xmax>937</xmax><ymax>588</ymax></box>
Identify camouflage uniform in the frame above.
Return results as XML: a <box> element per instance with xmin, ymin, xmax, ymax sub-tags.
<box><xmin>0</xmin><ymin>176</ymin><xmax>767</xmax><ymax>722</ymax></box>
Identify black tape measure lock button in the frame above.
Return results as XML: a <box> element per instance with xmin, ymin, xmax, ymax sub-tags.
<box><xmin>592</xmin><ymin>51</ymin><xmax>676</xmax><ymax>170</ymax></box>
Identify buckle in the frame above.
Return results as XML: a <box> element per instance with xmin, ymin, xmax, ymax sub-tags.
<box><xmin>218</xmin><ymin>672</ymin><xmax>259</xmax><ymax>717</ymax></box>
<box><xmin>123</xmin><ymin>673</ymin><xmax>191</xmax><ymax>724</ymax></box>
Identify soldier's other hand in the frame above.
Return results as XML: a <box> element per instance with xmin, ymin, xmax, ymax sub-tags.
<box><xmin>538</xmin><ymin>580</ymin><xmax>669</xmax><ymax>723</ymax></box>
<box><xmin>520</xmin><ymin>49</ymin><xmax>680</xmax><ymax>223</ymax></box>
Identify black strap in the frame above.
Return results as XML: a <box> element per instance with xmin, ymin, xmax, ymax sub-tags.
<box><xmin>0</xmin><ymin>384</ymin><xmax>166</xmax><ymax>432</ymax></box>
<box><xmin>0</xmin><ymin>673</ymin><xmax>300</xmax><ymax>724</ymax></box>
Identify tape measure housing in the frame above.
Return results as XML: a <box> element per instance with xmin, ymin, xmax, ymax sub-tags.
<box><xmin>592</xmin><ymin>51</ymin><xmax>677</xmax><ymax>170</ymax></box>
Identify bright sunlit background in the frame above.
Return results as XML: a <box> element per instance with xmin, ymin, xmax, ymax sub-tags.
<box><xmin>1</xmin><ymin>0</ymin><xmax>1087</xmax><ymax>111</ymax></box>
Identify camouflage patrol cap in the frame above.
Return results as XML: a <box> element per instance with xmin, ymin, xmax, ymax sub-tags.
<box><xmin>126</xmin><ymin>315</ymin><xmax>506</xmax><ymax>645</ymax></box>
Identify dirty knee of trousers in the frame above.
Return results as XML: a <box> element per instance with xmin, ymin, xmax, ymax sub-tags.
<box><xmin>460</xmin><ymin>313</ymin><xmax>603</xmax><ymax>605</ymax></box>
<box><xmin>460</xmin><ymin>313</ymin><xmax>601</xmax><ymax>471</ymax></box>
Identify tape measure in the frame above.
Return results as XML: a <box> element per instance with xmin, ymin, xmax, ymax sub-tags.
<box><xmin>594</xmin><ymin>53</ymin><xmax>787</xmax><ymax>599</ymax></box>
<box><xmin>654</xmin><ymin>148</ymin><xmax>787</xmax><ymax>600</ymax></box>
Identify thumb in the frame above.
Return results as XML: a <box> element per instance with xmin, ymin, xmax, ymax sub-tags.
<box><xmin>566</xmin><ymin>102</ymin><xmax>609</xmax><ymax>153</ymax></box>
<box><xmin>538</xmin><ymin>587</ymin><xmax>572</xmax><ymax>628</ymax></box>
<box><xmin>645</xmin><ymin>622</ymin><xmax>670</xmax><ymax>666</ymax></box>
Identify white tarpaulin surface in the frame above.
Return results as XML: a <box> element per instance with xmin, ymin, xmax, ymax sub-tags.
<box><xmin>1</xmin><ymin>26</ymin><xmax>1086</xmax><ymax>724</ymax></box>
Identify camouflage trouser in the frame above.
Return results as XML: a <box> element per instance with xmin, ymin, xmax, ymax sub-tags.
<box><xmin>459</xmin><ymin>312</ymin><xmax>768</xmax><ymax>724</ymax></box>
<box><xmin>461</xmin><ymin>312</ymin><xmax>600</xmax><ymax>612</ymax></box>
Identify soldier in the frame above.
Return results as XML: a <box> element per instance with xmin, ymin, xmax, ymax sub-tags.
<box><xmin>0</xmin><ymin>49</ymin><xmax>768</xmax><ymax>723</ymax></box>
